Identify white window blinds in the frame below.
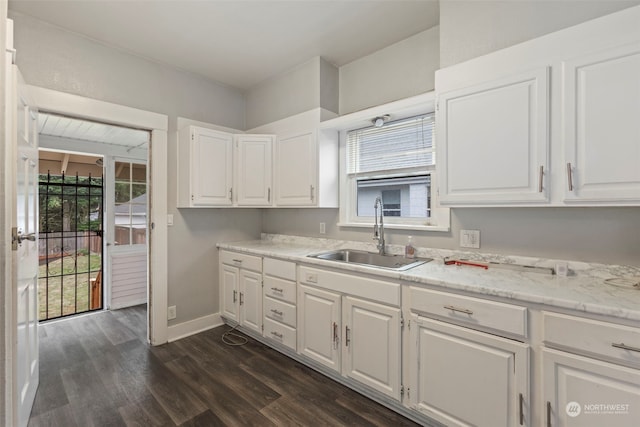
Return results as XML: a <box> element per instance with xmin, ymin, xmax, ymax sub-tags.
<box><xmin>347</xmin><ymin>113</ymin><xmax>434</xmax><ymax>175</ymax></box>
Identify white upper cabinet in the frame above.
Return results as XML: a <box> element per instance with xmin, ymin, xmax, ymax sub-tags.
<box><xmin>178</xmin><ymin>126</ymin><xmax>233</xmax><ymax>207</ymax></box>
<box><xmin>236</xmin><ymin>134</ymin><xmax>273</xmax><ymax>206</ymax></box>
<box><xmin>250</xmin><ymin>108</ymin><xmax>339</xmax><ymax>208</ymax></box>
<box><xmin>177</xmin><ymin>125</ymin><xmax>275</xmax><ymax>208</ymax></box>
<box><xmin>436</xmin><ymin>5</ymin><xmax>640</xmax><ymax>207</ymax></box>
<box><xmin>275</xmin><ymin>130</ymin><xmax>317</xmax><ymax>206</ymax></box>
<box><xmin>563</xmin><ymin>43</ymin><xmax>640</xmax><ymax>203</ymax></box>
<box><xmin>437</xmin><ymin>67</ymin><xmax>550</xmax><ymax>205</ymax></box>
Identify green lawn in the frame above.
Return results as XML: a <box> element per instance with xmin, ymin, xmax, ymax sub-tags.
<box><xmin>38</xmin><ymin>252</ymin><xmax>102</xmax><ymax>321</ymax></box>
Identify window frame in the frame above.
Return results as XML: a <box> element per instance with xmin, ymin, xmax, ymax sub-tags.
<box><xmin>337</xmin><ymin>108</ymin><xmax>450</xmax><ymax>232</ymax></box>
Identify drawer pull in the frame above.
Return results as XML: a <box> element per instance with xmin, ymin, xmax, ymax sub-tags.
<box><xmin>538</xmin><ymin>165</ymin><xmax>544</xmax><ymax>193</ymax></box>
<box><xmin>232</xmin><ymin>258</ymin><xmax>243</xmax><ymax>264</ymax></box>
<box><xmin>546</xmin><ymin>401</ymin><xmax>552</xmax><ymax>427</ymax></box>
<box><xmin>345</xmin><ymin>326</ymin><xmax>351</xmax><ymax>347</ymax></box>
<box><xmin>270</xmin><ymin>287</ymin><xmax>283</xmax><ymax>293</ymax></box>
<box><xmin>333</xmin><ymin>322</ymin><xmax>338</xmax><ymax>350</ymax></box>
<box><xmin>270</xmin><ymin>331</ymin><xmax>283</xmax><ymax>339</ymax></box>
<box><xmin>239</xmin><ymin>292</ymin><xmax>244</xmax><ymax>306</ymax></box>
<box><xmin>566</xmin><ymin>163</ymin><xmax>573</xmax><ymax>192</ymax></box>
<box><xmin>270</xmin><ymin>309</ymin><xmax>283</xmax><ymax>316</ymax></box>
<box><xmin>232</xmin><ymin>290</ymin><xmax>237</xmax><ymax>303</ymax></box>
<box><xmin>444</xmin><ymin>305</ymin><xmax>474</xmax><ymax>315</ymax></box>
<box><xmin>612</xmin><ymin>342</ymin><xmax>640</xmax><ymax>353</ymax></box>
<box><xmin>519</xmin><ymin>393</ymin><xmax>524</xmax><ymax>425</ymax></box>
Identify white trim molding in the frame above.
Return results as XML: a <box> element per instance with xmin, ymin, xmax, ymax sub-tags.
<box><xmin>167</xmin><ymin>313</ymin><xmax>224</xmax><ymax>343</ymax></box>
<box><xmin>27</xmin><ymin>85</ymin><xmax>170</xmax><ymax>345</ymax></box>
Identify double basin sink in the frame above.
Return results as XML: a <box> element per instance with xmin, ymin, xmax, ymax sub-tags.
<box><xmin>308</xmin><ymin>249</ymin><xmax>431</xmax><ymax>271</ymax></box>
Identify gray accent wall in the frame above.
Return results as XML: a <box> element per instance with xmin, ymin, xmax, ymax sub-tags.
<box><xmin>339</xmin><ymin>27</ymin><xmax>440</xmax><ymax>115</ymax></box>
<box><xmin>439</xmin><ymin>0</ymin><xmax>640</xmax><ymax>68</ymax></box>
<box><xmin>9</xmin><ymin>12</ymin><xmax>261</xmax><ymax>326</ymax></box>
<box><xmin>244</xmin><ymin>56</ymin><xmax>339</xmax><ymax>129</ymax></box>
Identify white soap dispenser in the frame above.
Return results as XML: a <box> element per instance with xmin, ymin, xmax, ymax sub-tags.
<box><xmin>405</xmin><ymin>236</ymin><xmax>416</xmax><ymax>259</ymax></box>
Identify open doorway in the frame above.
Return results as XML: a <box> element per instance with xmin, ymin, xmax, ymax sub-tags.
<box><xmin>38</xmin><ymin>151</ymin><xmax>104</xmax><ymax>321</ymax></box>
<box><xmin>37</xmin><ymin>112</ymin><xmax>150</xmax><ymax>323</ymax></box>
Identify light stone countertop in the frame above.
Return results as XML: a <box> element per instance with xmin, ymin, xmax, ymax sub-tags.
<box><xmin>217</xmin><ymin>234</ymin><xmax>640</xmax><ymax>322</ymax></box>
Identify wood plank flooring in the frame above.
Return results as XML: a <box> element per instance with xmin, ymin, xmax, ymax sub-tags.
<box><xmin>29</xmin><ymin>305</ymin><xmax>420</xmax><ymax>426</ymax></box>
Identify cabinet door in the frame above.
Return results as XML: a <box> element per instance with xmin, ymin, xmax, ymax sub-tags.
<box><xmin>191</xmin><ymin>127</ymin><xmax>233</xmax><ymax>206</ymax></box>
<box><xmin>275</xmin><ymin>131</ymin><xmax>317</xmax><ymax>206</ymax></box>
<box><xmin>220</xmin><ymin>264</ymin><xmax>239</xmax><ymax>322</ymax></box>
<box><xmin>410</xmin><ymin>315</ymin><xmax>529</xmax><ymax>427</ymax></box>
<box><xmin>236</xmin><ymin>135</ymin><xmax>273</xmax><ymax>206</ymax></box>
<box><xmin>437</xmin><ymin>67</ymin><xmax>549</xmax><ymax>205</ymax></box>
<box><xmin>563</xmin><ymin>43</ymin><xmax>640</xmax><ymax>203</ymax></box>
<box><xmin>342</xmin><ymin>296</ymin><xmax>401</xmax><ymax>400</ymax></box>
<box><xmin>239</xmin><ymin>269</ymin><xmax>263</xmax><ymax>334</ymax></box>
<box><xmin>543</xmin><ymin>348</ymin><xmax>640</xmax><ymax>427</ymax></box>
<box><xmin>297</xmin><ymin>284</ymin><xmax>341</xmax><ymax>371</ymax></box>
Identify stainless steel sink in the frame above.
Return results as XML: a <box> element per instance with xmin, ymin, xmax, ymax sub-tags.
<box><xmin>308</xmin><ymin>249</ymin><xmax>431</xmax><ymax>271</ymax></box>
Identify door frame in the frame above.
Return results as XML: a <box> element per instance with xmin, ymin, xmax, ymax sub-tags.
<box><xmin>27</xmin><ymin>86</ymin><xmax>169</xmax><ymax>345</ymax></box>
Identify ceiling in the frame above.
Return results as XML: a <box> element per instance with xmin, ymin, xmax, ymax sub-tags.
<box><xmin>39</xmin><ymin>112</ymin><xmax>150</xmax><ymax>149</ymax></box>
<box><xmin>8</xmin><ymin>0</ymin><xmax>440</xmax><ymax>90</ymax></box>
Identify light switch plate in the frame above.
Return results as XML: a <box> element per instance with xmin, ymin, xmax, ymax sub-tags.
<box><xmin>460</xmin><ymin>229</ymin><xmax>480</xmax><ymax>249</ymax></box>
<box><xmin>167</xmin><ymin>214</ymin><xmax>174</xmax><ymax>226</ymax></box>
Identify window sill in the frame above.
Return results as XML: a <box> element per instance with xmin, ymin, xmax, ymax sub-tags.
<box><xmin>337</xmin><ymin>222</ymin><xmax>450</xmax><ymax>233</ymax></box>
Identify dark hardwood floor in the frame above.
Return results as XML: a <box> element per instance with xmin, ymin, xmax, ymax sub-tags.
<box><xmin>29</xmin><ymin>305</ymin><xmax>420</xmax><ymax>426</ymax></box>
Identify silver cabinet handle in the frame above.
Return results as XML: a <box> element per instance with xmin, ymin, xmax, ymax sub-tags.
<box><xmin>444</xmin><ymin>305</ymin><xmax>473</xmax><ymax>315</ymax></box>
<box><xmin>271</xmin><ymin>331</ymin><xmax>283</xmax><ymax>339</ymax></box>
<box><xmin>519</xmin><ymin>393</ymin><xmax>524</xmax><ymax>425</ymax></box>
<box><xmin>268</xmin><ymin>187</ymin><xmax>271</xmax><ymax>203</ymax></box>
<box><xmin>229</xmin><ymin>187</ymin><xmax>233</xmax><ymax>201</ymax></box>
<box><xmin>538</xmin><ymin>165</ymin><xmax>544</xmax><ymax>193</ymax></box>
<box><xmin>239</xmin><ymin>292</ymin><xmax>244</xmax><ymax>306</ymax></box>
<box><xmin>345</xmin><ymin>325</ymin><xmax>351</xmax><ymax>347</ymax></box>
<box><xmin>547</xmin><ymin>401</ymin><xmax>552</xmax><ymax>427</ymax></box>
<box><xmin>270</xmin><ymin>309</ymin><xmax>283</xmax><ymax>316</ymax></box>
<box><xmin>232</xmin><ymin>259</ymin><xmax>243</xmax><ymax>264</ymax></box>
<box><xmin>333</xmin><ymin>322</ymin><xmax>338</xmax><ymax>350</ymax></box>
<box><xmin>232</xmin><ymin>290</ymin><xmax>237</xmax><ymax>303</ymax></box>
<box><xmin>310</xmin><ymin>185</ymin><xmax>315</xmax><ymax>201</ymax></box>
<box><xmin>270</xmin><ymin>287</ymin><xmax>283</xmax><ymax>293</ymax></box>
<box><xmin>612</xmin><ymin>342</ymin><xmax>640</xmax><ymax>353</ymax></box>
<box><xmin>566</xmin><ymin>163</ymin><xmax>573</xmax><ymax>191</ymax></box>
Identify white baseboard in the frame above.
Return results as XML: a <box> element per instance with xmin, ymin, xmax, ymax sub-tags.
<box><xmin>167</xmin><ymin>312</ymin><xmax>223</xmax><ymax>342</ymax></box>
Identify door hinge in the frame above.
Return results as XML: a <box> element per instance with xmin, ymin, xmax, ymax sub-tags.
<box><xmin>400</xmin><ymin>315</ymin><xmax>405</xmax><ymax>329</ymax></box>
<box><xmin>401</xmin><ymin>385</ymin><xmax>405</xmax><ymax>397</ymax></box>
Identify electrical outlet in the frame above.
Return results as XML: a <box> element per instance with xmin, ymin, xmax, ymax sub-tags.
<box><xmin>460</xmin><ymin>229</ymin><xmax>480</xmax><ymax>249</ymax></box>
<box><xmin>167</xmin><ymin>305</ymin><xmax>177</xmax><ymax>320</ymax></box>
<box><xmin>319</xmin><ymin>222</ymin><xmax>326</xmax><ymax>234</ymax></box>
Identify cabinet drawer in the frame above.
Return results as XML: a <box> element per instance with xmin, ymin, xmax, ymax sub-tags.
<box><xmin>264</xmin><ymin>276</ymin><xmax>296</xmax><ymax>304</ymax></box>
<box><xmin>263</xmin><ymin>317</ymin><xmax>296</xmax><ymax>351</ymax></box>
<box><xmin>219</xmin><ymin>250</ymin><xmax>262</xmax><ymax>272</ymax></box>
<box><xmin>409</xmin><ymin>287</ymin><xmax>527</xmax><ymax>339</ymax></box>
<box><xmin>264</xmin><ymin>296</ymin><xmax>296</xmax><ymax>328</ymax></box>
<box><xmin>263</xmin><ymin>257</ymin><xmax>296</xmax><ymax>281</ymax></box>
<box><xmin>543</xmin><ymin>312</ymin><xmax>640</xmax><ymax>367</ymax></box>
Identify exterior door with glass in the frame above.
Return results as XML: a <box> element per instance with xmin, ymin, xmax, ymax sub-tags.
<box><xmin>106</xmin><ymin>158</ymin><xmax>148</xmax><ymax>310</ymax></box>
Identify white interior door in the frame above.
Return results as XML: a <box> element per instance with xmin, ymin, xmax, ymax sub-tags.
<box><xmin>10</xmin><ymin>64</ymin><xmax>39</xmax><ymax>427</ymax></box>
<box><xmin>105</xmin><ymin>158</ymin><xmax>148</xmax><ymax>310</ymax></box>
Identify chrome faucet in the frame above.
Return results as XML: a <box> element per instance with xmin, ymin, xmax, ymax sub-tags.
<box><xmin>373</xmin><ymin>196</ymin><xmax>385</xmax><ymax>255</ymax></box>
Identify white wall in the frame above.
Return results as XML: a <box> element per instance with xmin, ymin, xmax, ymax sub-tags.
<box><xmin>439</xmin><ymin>0</ymin><xmax>640</xmax><ymax>67</ymax></box>
<box><xmin>9</xmin><ymin>12</ymin><xmax>262</xmax><ymax>326</ymax></box>
<box><xmin>339</xmin><ymin>27</ymin><xmax>439</xmax><ymax>114</ymax></box>
<box><xmin>245</xmin><ymin>56</ymin><xmax>339</xmax><ymax>129</ymax></box>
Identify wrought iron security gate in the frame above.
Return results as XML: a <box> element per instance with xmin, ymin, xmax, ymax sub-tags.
<box><xmin>38</xmin><ymin>172</ymin><xmax>104</xmax><ymax>321</ymax></box>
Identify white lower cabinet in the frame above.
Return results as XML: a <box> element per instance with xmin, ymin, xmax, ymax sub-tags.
<box><xmin>297</xmin><ymin>284</ymin><xmax>341</xmax><ymax>372</ymax></box>
<box><xmin>543</xmin><ymin>348</ymin><xmax>640</xmax><ymax>427</ymax></box>
<box><xmin>219</xmin><ymin>251</ymin><xmax>263</xmax><ymax>334</ymax></box>
<box><xmin>409</xmin><ymin>315</ymin><xmax>529</xmax><ymax>427</ymax></box>
<box><xmin>297</xmin><ymin>272</ymin><xmax>402</xmax><ymax>401</ymax></box>
<box><xmin>342</xmin><ymin>296</ymin><xmax>401</xmax><ymax>400</ymax></box>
